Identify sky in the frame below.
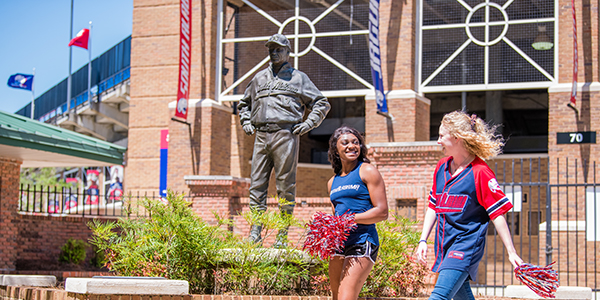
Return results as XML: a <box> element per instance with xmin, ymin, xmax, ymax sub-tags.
<box><xmin>0</xmin><ymin>0</ymin><xmax>133</xmax><ymax>114</ymax></box>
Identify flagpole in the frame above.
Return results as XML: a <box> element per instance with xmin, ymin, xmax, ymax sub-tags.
<box><xmin>31</xmin><ymin>68</ymin><xmax>36</xmax><ymax>120</ymax></box>
<box><xmin>67</xmin><ymin>0</ymin><xmax>74</xmax><ymax>118</ymax></box>
<box><xmin>87</xmin><ymin>21</ymin><xmax>92</xmax><ymax>105</ymax></box>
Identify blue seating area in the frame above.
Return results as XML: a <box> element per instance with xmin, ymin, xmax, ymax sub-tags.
<box><xmin>16</xmin><ymin>36</ymin><xmax>131</xmax><ymax>122</ymax></box>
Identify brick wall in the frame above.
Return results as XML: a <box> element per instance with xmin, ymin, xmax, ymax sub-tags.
<box><xmin>365</xmin><ymin>95</ymin><xmax>431</xmax><ymax>144</ymax></box>
<box><xmin>545</xmin><ymin>1</ymin><xmax>600</xmax><ymax>285</ymax></box>
<box><xmin>0</xmin><ymin>158</ymin><xmax>21</xmax><ymax>271</ymax></box>
<box><xmin>12</xmin><ymin>215</ymin><xmax>101</xmax><ymax>270</ymax></box>
<box><xmin>379</xmin><ymin>0</ymin><xmax>417</xmax><ymax>91</ymax></box>
<box><xmin>1</xmin><ymin>159</ymin><xmax>107</xmax><ymax>272</ymax></box>
<box><xmin>127</xmin><ymin>0</ymin><xmax>220</xmax><ymax>195</ymax></box>
<box><xmin>369</xmin><ymin>143</ymin><xmax>442</xmax><ymax>216</ymax></box>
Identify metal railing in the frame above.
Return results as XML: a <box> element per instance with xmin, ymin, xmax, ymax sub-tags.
<box><xmin>16</xmin><ymin>36</ymin><xmax>131</xmax><ymax>120</ymax></box>
<box><xmin>15</xmin><ymin>157</ymin><xmax>599</xmax><ymax>296</ymax></box>
<box><xmin>474</xmin><ymin>157</ymin><xmax>598</xmax><ymax>298</ymax></box>
<box><xmin>17</xmin><ymin>184</ymin><xmax>175</xmax><ymax>218</ymax></box>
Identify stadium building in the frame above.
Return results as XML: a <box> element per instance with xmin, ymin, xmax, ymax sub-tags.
<box><xmin>12</xmin><ymin>0</ymin><xmax>599</xmax><ymax>291</ymax></box>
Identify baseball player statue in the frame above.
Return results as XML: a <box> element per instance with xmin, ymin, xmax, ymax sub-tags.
<box><xmin>237</xmin><ymin>33</ymin><xmax>331</xmax><ymax>246</ymax></box>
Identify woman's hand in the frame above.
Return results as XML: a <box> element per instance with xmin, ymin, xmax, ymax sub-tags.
<box><xmin>417</xmin><ymin>208</ymin><xmax>437</xmax><ymax>265</ymax></box>
<box><xmin>416</xmin><ymin>241</ymin><xmax>428</xmax><ymax>264</ymax></box>
<box><xmin>508</xmin><ymin>252</ymin><xmax>523</xmax><ymax>270</ymax></box>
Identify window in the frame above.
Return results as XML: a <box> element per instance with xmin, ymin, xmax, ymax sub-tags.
<box><xmin>585</xmin><ymin>187</ymin><xmax>600</xmax><ymax>241</ymax></box>
<box><xmin>218</xmin><ymin>0</ymin><xmax>374</xmax><ymax>102</ymax></box>
<box><xmin>396</xmin><ymin>199</ymin><xmax>418</xmax><ymax>221</ymax></box>
<box><xmin>428</xmin><ymin>90</ymin><xmax>548</xmax><ymax>153</ymax></box>
<box><xmin>528</xmin><ymin>211</ymin><xmax>540</xmax><ymax>236</ymax></box>
<box><xmin>420</xmin><ymin>0</ymin><xmax>556</xmax><ymax>92</ymax></box>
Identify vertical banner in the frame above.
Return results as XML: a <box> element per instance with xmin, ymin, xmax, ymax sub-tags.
<box><xmin>160</xmin><ymin>130</ymin><xmax>169</xmax><ymax>198</ymax></box>
<box><xmin>368</xmin><ymin>0</ymin><xmax>388</xmax><ymax>116</ymax></box>
<box><xmin>570</xmin><ymin>0</ymin><xmax>578</xmax><ymax>107</ymax></box>
<box><xmin>85</xmin><ymin>169</ymin><xmax>100</xmax><ymax>205</ymax></box>
<box><xmin>107</xmin><ymin>166</ymin><xmax>124</xmax><ymax>203</ymax></box>
<box><xmin>174</xmin><ymin>0</ymin><xmax>192</xmax><ymax>120</ymax></box>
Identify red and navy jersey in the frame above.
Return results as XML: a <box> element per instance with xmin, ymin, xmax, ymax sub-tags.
<box><xmin>428</xmin><ymin>156</ymin><xmax>513</xmax><ymax>280</ymax></box>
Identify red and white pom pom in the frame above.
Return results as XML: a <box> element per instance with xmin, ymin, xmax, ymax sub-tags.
<box><xmin>303</xmin><ymin>211</ymin><xmax>357</xmax><ymax>260</ymax></box>
<box><xmin>514</xmin><ymin>262</ymin><xmax>560</xmax><ymax>298</ymax></box>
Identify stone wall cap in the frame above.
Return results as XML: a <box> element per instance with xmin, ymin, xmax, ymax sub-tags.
<box><xmin>505</xmin><ymin>285</ymin><xmax>592</xmax><ymax>299</ymax></box>
<box><xmin>184</xmin><ymin>175</ymin><xmax>251</xmax><ymax>183</ymax></box>
<box><xmin>365</xmin><ymin>89</ymin><xmax>430</xmax><ymax>105</ymax></box>
<box><xmin>548</xmin><ymin>82</ymin><xmax>600</xmax><ymax>93</ymax></box>
<box><xmin>368</xmin><ymin>141</ymin><xmax>440</xmax><ymax>148</ymax></box>
<box><xmin>1</xmin><ymin>275</ymin><xmax>57</xmax><ymax>287</ymax></box>
<box><xmin>168</xmin><ymin>98</ymin><xmax>233</xmax><ymax>113</ymax></box>
<box><xmin>65</xmin><ymin>277</ymin><xmax>189</xmax><ymax>295</ymax></box>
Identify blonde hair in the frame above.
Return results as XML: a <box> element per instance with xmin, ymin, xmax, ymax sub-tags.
<box><xmin>441</xmin><ymin>111</ymin><xmax>504</xmax><ymax>159</ymax></box>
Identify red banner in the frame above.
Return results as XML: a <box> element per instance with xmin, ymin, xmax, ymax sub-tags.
<box><xmin>174</xmin><ymin>0</ymin><xmax>192</xmax><ymax>120</ymax></box>
<box><xmin>570</xmin><ymin>0</ymin><xmax>577</xmax><ymax>107</ymax></box>
<box><xmin>69</xmin><ymin>28</ymin><xmax>90</xmax><ymax>49</ymax></box>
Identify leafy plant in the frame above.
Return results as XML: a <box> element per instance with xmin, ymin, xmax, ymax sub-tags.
<box><xmin>90</xmin><ymin>245</ymin><xmax>107</xmax><ymax>268</ymax></box>
<box><xmin>19</xmin><ymin>167</ymin><xmax>78</xmax><ymax>213</ymax></box>
<box><xmin>89</xmin><ymin>191</ymin><xmax>232</xmax><ymax>293</ymax></box>
<box><xmin>20</xmin><ymin>167</ymin><xmax>73</xmax><ymax>188</ymax></box>
<box><xmin>59</xmin><ymin>238</ymin><xmax>88</xmax><ymax>265</ymax></box>
<box><xmin>362</xmin><ymin>213</ymin><xmax>428</xmax><ymax>297</ymax></box>
<box><xmin>88</xmin><ymin>192</ymin><xmax>426</xmax><ymax>296</ymax></box>
<box><xmin>213</xmin><ymin>196</ymin><xmax>319</xmax><ymax>295</ymax></box>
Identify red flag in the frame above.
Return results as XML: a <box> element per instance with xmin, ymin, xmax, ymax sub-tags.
<box><xmin>68</xmin><ymin>28</ymin><xmax>89</xmax><ymax>49</ymax></box>
<box><xmin>174</xmin><ymin>0</ymin><xmax>192</xmax><ymax>120</ymax></box>
<box><xmin>569</xmin><ymin>0</ymin><xmax>578</xmax><ymax>107</ymax></box>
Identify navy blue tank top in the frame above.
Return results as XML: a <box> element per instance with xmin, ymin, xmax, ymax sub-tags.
<box><xmin>330</xmin><ymin>161</ymin><xmax>379</xmax><ymax>246</ymax></box>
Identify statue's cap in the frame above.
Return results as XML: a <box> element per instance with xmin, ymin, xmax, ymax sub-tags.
<box><xmin>265</xmin><ymin>33</ymin><xmax>291</xmax><ymax>49</ymax></box>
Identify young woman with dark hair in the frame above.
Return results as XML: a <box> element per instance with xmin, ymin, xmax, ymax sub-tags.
<box><xmin>326</xmin><ymin>126</ymin><xmax>388</xmax><ymax>300</ymax></box>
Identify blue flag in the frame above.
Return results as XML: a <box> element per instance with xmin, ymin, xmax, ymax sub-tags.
<box><xmin>7</xmin><ymin>73</ymin><xmax>34</xmax><ymax>91</ymax></box>
<box><xmin>368</xmin><ymin>0</ymin><xmax>389</xmax><ymax>116</ymax></box>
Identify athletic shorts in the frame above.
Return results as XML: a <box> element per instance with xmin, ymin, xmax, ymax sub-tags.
<box><xmin>333</xmin><ymin>241</ymin><xmax>379</xmax><ymax>263</ymax></box>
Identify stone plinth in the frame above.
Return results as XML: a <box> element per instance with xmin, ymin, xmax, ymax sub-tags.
<box><xmin>505</xmin><ymin>285</ymin><xmax>592</xmax><ymax>300</ymax></box>
<box><xmin>1</xmin><ymin>275</ymin><xmax>56</xmax><ymax>287</ymax></box>
<box><xmin>65</xmin><ymin>277</ymin><xmax>189</xmax><ymax>295</ymax></box>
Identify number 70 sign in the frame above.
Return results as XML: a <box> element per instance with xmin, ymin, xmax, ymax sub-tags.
<box><xmin>556</xmin><ymin>131</ymin><xmax>596</xmax><ymax>144</ymax></box>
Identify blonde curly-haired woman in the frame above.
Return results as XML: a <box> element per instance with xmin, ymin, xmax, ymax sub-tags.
<box><xmin>417</xmin><ymin>111</ymin><xmax>523</xmax><ymax>300</ymax></box>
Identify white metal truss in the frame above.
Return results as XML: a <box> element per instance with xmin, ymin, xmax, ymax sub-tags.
<box><xmin>418</xmin><ymin>0</ymin><xmax>558</xmax><ymax>93</ymax></box>
<box><xmin>216</xmin><ymin>0</ymin><xmax>373</xmax><ymax>103</ymax></box>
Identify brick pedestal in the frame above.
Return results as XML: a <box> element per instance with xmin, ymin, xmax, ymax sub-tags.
<box><xmin>365</xmin><ymin>90</ymin><xmax>431</xmax><ymax>143</ymax></box>
<box><xmin>168</xmin><ymin>99</ymin><xmax>232</xmax><ymax>193</ymax></box>
<box><xmin>0</xmin><ymin>158</ymin><xmax>21</xmax><ymax>272</ymax></box>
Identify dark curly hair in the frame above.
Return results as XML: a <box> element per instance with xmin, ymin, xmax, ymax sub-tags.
<box><xmin>327</xmin><ymin>126</ymin><xmax>370</xmax><ymax>174</ymax></box>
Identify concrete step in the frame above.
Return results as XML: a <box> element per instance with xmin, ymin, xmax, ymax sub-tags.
<box><xmin>505</xmin><ymin>285</ymin><xmax>592</xmax><ymax>300</ymax></box>
<box><xmin>1</xmin><ymin>275</ymin><xmax>56</xmax><ymax>287</ymax></box>
<box><xmin>65</xmin><ymin>277</ymin><xmax>189</xmax><ymax>295</ymax></box>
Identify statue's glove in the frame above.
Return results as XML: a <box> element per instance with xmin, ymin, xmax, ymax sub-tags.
<box><xmin>292</xmin><ymin>122</ymin><xmax>312</xmax><ymax>136</ymax></box>
<box><xmin>242</xmin><ymin>123</ymin><xmax>256</xmax><ymax>135</ymax></box>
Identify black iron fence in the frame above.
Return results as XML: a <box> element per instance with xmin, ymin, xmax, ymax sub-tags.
<box><xmin>475</xmin><ymin>157</ymin><xmax>598</xmax><ymax>297</ymax></box>
<box><xmin>15</xmin><ymin>157</ymin><xmax>599</xmax><ymax>295</ymax></box>
<box><xmin>17</xmin><ymin>184</ymin><xmax>173</xmax><ymax>218</ymax></box>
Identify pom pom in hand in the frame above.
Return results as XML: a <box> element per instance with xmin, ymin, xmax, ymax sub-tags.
<box><xmin>514</xmin><ymin>262</ymin><xmax>559</xmax><ymax>298</ymax></box>
<box><xmin>303</xmin><ymin>211</ymin><xmax>357</xmax><ymax>260</ymax></box>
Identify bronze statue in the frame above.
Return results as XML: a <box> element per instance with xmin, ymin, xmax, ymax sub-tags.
<box><xmin>237</xmin><ymin>33</ymin><xmax>330</xmax><ymax>246</ymax></box>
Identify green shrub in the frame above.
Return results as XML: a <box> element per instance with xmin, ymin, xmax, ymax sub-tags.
<box><xmin>362</xmin><ymin>213</ymin><xmax>427</xmax><ymax>297</ymax></box>
<box><xmin>59</xmin><ymin>238</ymin><xmax>88</xmax><ymax>265</ymax></box>
<box><xmin>88</xmin><ymin>192</ymin><xmax>426</xmax><ymax>296</ymax></box>
<box><xmin>90</xmin><ymin>245</ymin><xmax>107</xmax><ymax>268</ymax></box>
<box><xmin>89</xmin><ymin>191</ymin><xmax>232</xmax><ymax>294</ymax></box>
<box><xmin>214</xmin><ymin>207</ymin><xmax>317</xmax><ymax>295</ymax></box>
